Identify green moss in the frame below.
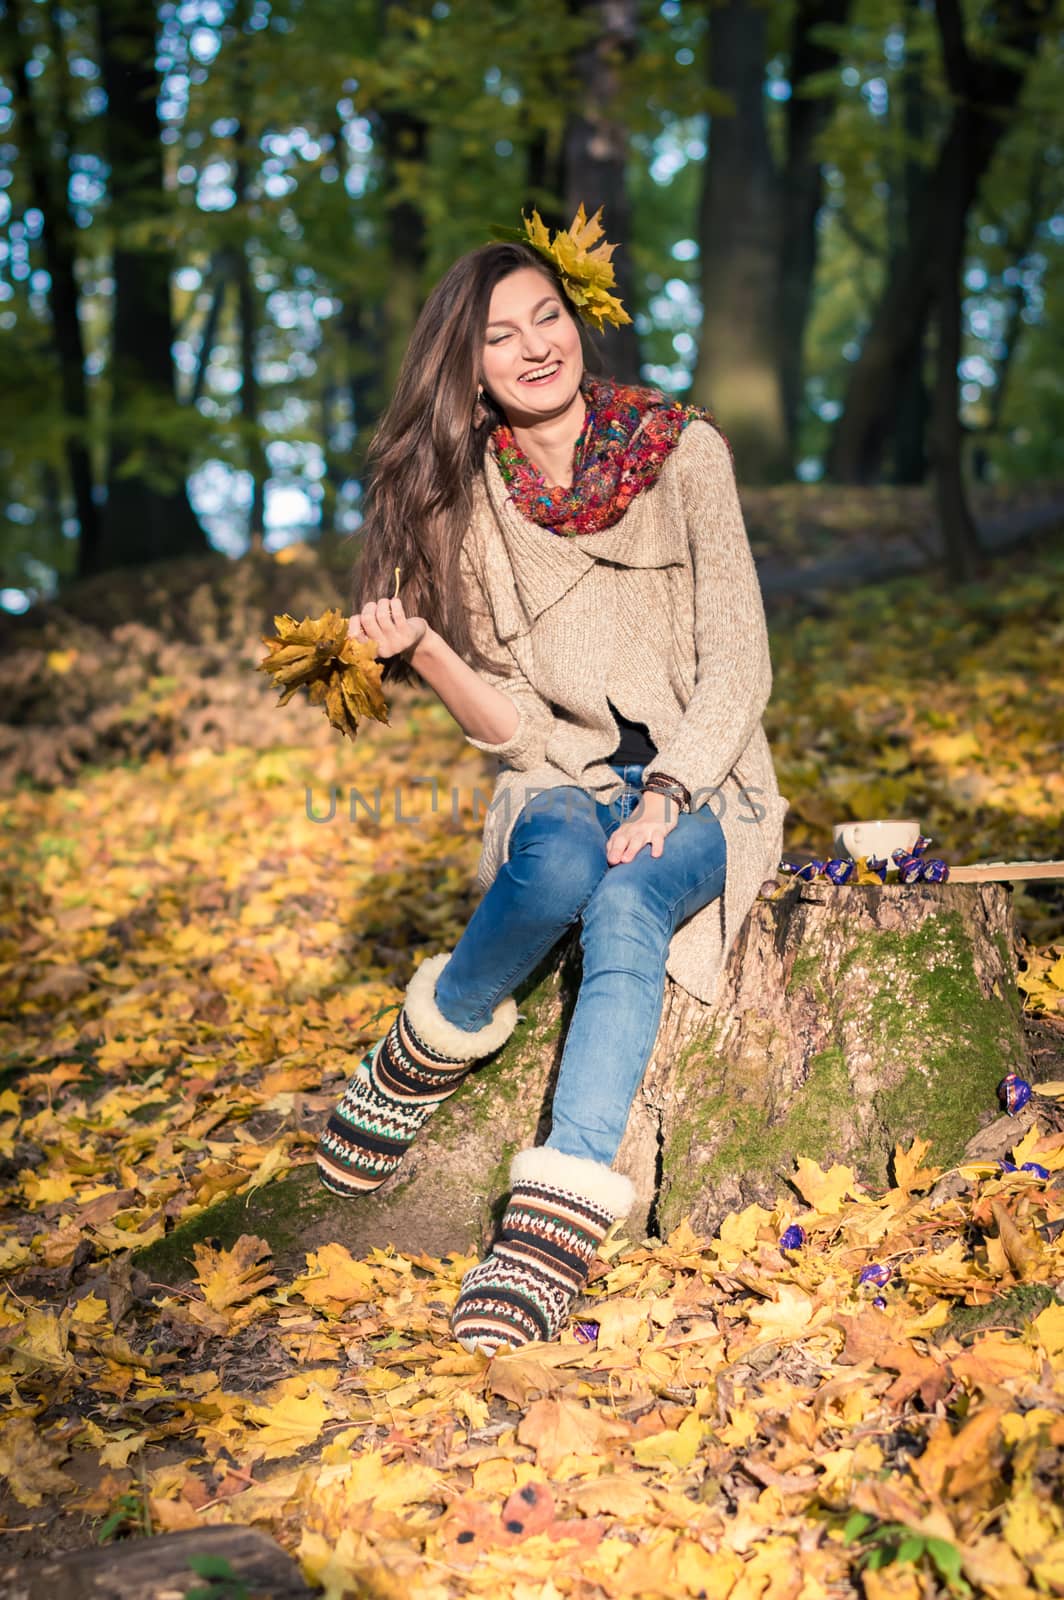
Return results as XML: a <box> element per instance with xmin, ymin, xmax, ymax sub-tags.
<box><xmin>661</xmin><ymin>905</ymin><xmax>1026</xmax><ymax>1227</ymax></box>
<box><xmin>133</xmin><ymin>1165</ymin><xmax>334</xmax><ymax>1284</ymax></box>
<box><xmin>857</xmin><ymin>909</ymin><xmax>1027</xmax><ymax>1166</ymax></box>
<box><xmin>785</xmin><ymin>948</ymin><xmax>828</xmax><ymax>1006</ymax></box>
<box><xmin>661</xmin><ymin>1019</ymin><xmax>862</xmax><ymax>1221</ymax></box>
<box><xmin>944</xmin><ymin>1284</ymin><xmax>1061</xmax><ymax>1342</ymax></box>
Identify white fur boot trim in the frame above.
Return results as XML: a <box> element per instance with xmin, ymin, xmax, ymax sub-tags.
<box><xmin>402</xmin><ymin>951</ymin><xmax>519</xmax><ymax>1063</ymax></box>
<box><xmin>510</xmin><ymin>1145</ymin><xmax>636</xmax><ymax>1221</ymax></box>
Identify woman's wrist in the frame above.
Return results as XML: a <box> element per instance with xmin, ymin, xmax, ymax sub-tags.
<box><xmin>409</xmin><ymin>624</ymin><xmax>440</xmax><ymax>673</ymax></box>
<box><xmin>635</xmin><ymin>787</ymin><xmax>678</xmax><ymax>818</ymax></box>
<box><xmin>641</xmin><ymin>771</ymin><xmax>691</xmax><ymax>813</ymax></box>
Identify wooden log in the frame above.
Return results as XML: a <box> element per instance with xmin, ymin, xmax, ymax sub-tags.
<box><xmin>135</xmin><ymin>881</ymin><xmax>1030</xmax><ymax>1282</ymax></box>
<box><xmin>0</xmin><ymin>1526</ymin><xmax>313</xmax><ymax>1600</ymax></box>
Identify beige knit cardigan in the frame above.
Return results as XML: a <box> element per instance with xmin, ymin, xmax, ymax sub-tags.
<box><xmin>455</xmin><ymin>419</ymin><xmax>789</xmax><ymax>1007</ymax></box>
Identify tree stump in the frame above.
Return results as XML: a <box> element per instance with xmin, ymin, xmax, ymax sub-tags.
<box><xmin>137</xmin><ymin>881</ymin><xmax>1030</xmax><ymax>1283</ymax></box>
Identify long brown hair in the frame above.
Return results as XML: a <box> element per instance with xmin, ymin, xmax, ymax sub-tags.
<box><xmin>348</xmin><ymin>241</ymin><xmax>600</xmax><ymax>686</ymax></box>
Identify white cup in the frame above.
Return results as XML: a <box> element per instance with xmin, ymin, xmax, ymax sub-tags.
<box><xmin>832</xmin><ymin>818</ymin><xmax>921</xmax><ymax>861</ymax></box>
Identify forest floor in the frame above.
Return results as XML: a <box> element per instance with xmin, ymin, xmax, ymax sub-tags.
<box><xmin>1</xmin><ymin>504</ymin><xmax>1063</xmax><ymax>1597</ymax></box>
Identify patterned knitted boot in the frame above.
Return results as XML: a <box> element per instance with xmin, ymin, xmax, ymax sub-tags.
<box><xmin>450</xmin><ymin>1147</ymin><xmax>636</xmax><ymax>1355</ymax></box>
<box><xmin>316</xmin><ymin>951</ymin><xmax>518</xmax><ymax>1197</ymax></box>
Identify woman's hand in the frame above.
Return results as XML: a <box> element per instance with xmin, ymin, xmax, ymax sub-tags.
<box><xmin>349</xmin><ymin>597</ymin><xmax>428</xmax><ymax>661</ymax></box>
<box><xmin>606</xmin><ymin>788</ymin><xmax>681</xmax><ymax>865</ymax></box>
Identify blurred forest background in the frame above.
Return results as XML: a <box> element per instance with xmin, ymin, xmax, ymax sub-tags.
<box><xmin>0</xmin><ymin>0</ymin><xmax>1061</xmax><ymax>607</ymax></box>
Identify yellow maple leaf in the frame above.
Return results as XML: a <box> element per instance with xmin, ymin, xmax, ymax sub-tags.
<box><xmin>892</xmin><ymin>1136</ymin><xmax>940</xmax><ymax>1194</ymax></box>
<box><xmin>516</xmin><ymin>1396</ymin><xmax>628</xmax><ymax>1475</ymax></box>
<box><xmin>747</xmin><ymin>1282</ymin><xmax>829</xmax><ymax>1344</ymax></box>
<box><xmin>291</xmin><ymin>1242</ymin><xmax>378</xmax><ymax>1312</ymax></box>
<box><xmin>1032</xmin><ymin>1302</ymin><xmax>1064</xmax><ymax>1358</ymax></box>
<box><xmin>0</xmin><ymin>1417</ymin><xmax>75</xmax><ymax>1507</ymax></box>
<box><xmin>520</xmin><ymin>204</ymin><xmax>632</xmax><ymax>332</ymax></box>
<box><xmin>193</xmin><ymin>1233</ymin><xmax>277</xmax><ymax>1311</ymax></box>
<box><xmin>632</xmin><ymin>1408</ymin><xmax>706</xmax><ymax>1470</ymax></box>
<box><xmin>792</xmin><ymin>1156</ymin><xmax>863</xmax><ymax>1213</ymax></box>
<box><xmin>243</xmin><ymin>1390</ymin><xmax>334</xmax><ymax>1462</ymax></box>
<box><xmin>6</xmin><ymin>1307</ymin><xmax>75</xmax><ymax>1375</ymax></box>
<box><xmin>21</xmin><ymin>1168</ymin><xmax>77</xmax><ymax>1205</ymax></box>
<box><xmin>712</xmin><ymin>1203</ymin><xmax>774</xmax><ymax>1259</ymax></box>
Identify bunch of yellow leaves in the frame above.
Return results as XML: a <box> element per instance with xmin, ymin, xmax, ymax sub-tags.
<box><xmin>521</xmin><ymin>204</ymin><xmax>632</xmax><ymax>333</ymax></box>
<box><xmin>257</xmin><ymin>605</ymin><xmax>389</xmax><ymax>740</ymax></box>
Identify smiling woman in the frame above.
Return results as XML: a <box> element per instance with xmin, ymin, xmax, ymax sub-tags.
<box><xmin>480</xmin><ymin>274</ymin><xmax>586</xmax><ymax>490</ymax></box>
<box><xmin>317</xmin><ymin>207</ymin><xmax>787</xmax><ymax>1359</ymax></box>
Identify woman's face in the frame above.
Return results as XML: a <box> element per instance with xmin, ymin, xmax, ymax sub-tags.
<box><xmin>481</xmin><ymin>267</ymin><xmax>583</xmax><ymax>423</ymax></box>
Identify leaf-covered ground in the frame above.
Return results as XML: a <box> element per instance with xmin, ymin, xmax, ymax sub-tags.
<box><xmin>1</xmin><ymin>526</ymin><xmax>1063</xmax><ymax>1596</ymax></box>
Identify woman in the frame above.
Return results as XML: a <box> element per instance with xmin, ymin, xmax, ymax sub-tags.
<box><xmin>316</xmin><ymin>209</ymin><xmax>789</xmax><ymax>1357</ymax></box>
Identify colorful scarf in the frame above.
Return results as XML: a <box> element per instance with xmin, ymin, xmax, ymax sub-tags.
<box><xmin>489</xmin><ymin>374</ymin><xmax>723</xmax><ymax>536</ymax></box>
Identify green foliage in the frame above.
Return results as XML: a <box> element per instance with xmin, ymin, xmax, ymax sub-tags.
<box><xmin>843</xmin><ymin>1513</ymin><xmax>973</xmax><ymax>1595</ymax></box>
<box><xmin>0</xmin><ymin>0</ymin><xmax>1060</xmax><ymax>593</ymax></box>
<box><xmin>185</xmin><ymin>1554</ymin><xmax>252</xmax><ymax>1600</ymax></box>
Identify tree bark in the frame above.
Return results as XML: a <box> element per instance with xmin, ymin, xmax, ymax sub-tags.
<box><xmin>777</xmin><ymin>0</ymin><xmax>853</xmax><ymax>456</ymax></box>
<box><xmin>138</xmin><ymin>881</ymin><xmax>1030</xmax><ymax>1282</ymax></box>
<box><xmin>827</xmin><ymin>0</ymin><xmax>1047</xmax><ymax>485</ymax></box>
<box><xmin>890</xmin><ymin>0</ymin><xmax>930</xmax><ymax>486</ymax></box>
<box><xmin>562</xmin><ymin>0</ymin><xmax>642</xmax><ymax>383</ymax></box>
<box><xmin>376</xmin><ymin>105</ymin><xmax>428</xmax><ymax>396</ymax></box>
<box><xmin>231</xmin><ymin>1</ymin><xmax>268</xmax><ymax>548</ymax></box>
<box><xmin>0</xmin><ymin>1527</ymin><xmax>313</xmax><ymax>1600</ymax></box>
<box><xmin>929</xmin><ymin>119</ymin><xmax>979</xmax><ymax>581</ymax></box>
<box><xmin>693</xmin><ymin>0</ymin><xmax>790</xmax><ymax>483</ymax></box>
<box><xmin>1</xmin><ymin>0</ymin><xmax>99</xmax><ymax>566</ymax></box>
<box><xmin>93</xmin><ymin>0</ymin><xmax>207</xmax><ymax>572</ymax></box>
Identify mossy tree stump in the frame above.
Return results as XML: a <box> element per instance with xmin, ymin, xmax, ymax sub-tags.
<box><xmin>137</xmin><ymin>881</ymin><xmax>1030</xmax><ymax>1283</ymax></box>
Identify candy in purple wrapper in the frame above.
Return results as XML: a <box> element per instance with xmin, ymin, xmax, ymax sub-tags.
<box><xmin>998</xmin><ymin>1160</ymin><xmax>1018</xmax><ymax>1173</ymax></box>
<box><xmin>779</xmin><ymin>1225</ymin><xmax>806</xmax><ymax>1251</ymax></box>
<box><xmin>795</xmin><ymin>859</ymin><xmax>827</xmax><ymax>882</ymax></box>
<box><xmin>890</xmin><ymin>846</ymin><xmax>912</xmax><ymax>864</ymax></box>
<box><xmin>865</xmin><ymin>856</ymin><xmax>889</xmax><ymax>883</ymax></box>
<box><xmin>999</xmin><ymin>1073</ymin><xmax>1032</xmax><ymax>1115</ymax></box>
<box><xmin>1021</xmin><ymin>1162</ymin><xmax>1050</xmax><ymax>1179</ymax></box>
<box><xmin>895</xmin><ymin>853</ymin><xmax>926</xmax><ymax>884</ymax></box>
<box><xmin>873</xmin><ymin>1296</ymin><xmax>887</xmax><ymax>1310</ymax></box>
<box><xmin>913</xmin><ymin>835</ymin><xmax>933</xmax><ymax>855</ymax></box>
<box><xmin>922</xmin><ymin>858</ymin><xmax>950</xmax><ymax>882</ymax></box>
<box><xmin>825</xmin><ymin>857</ymin><xmax>856</xmax><ymax>885</ymax></box>
<box><xmin>859</xmin><ymin>1263</ymin><xmax>892</xmax><ymax>1288</ymax></box>
<box><xmin>574</xmin><ymin>1321</ymin><xmax>599</xmax><ymax>1345</ymax></box>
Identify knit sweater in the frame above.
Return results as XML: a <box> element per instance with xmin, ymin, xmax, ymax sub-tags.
<box><xmin>455</xmin><ymin>419</ymin><xmax>789</xmax><ymax>1007</ymax></box>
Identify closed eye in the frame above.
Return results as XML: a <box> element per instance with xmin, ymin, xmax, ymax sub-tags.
<box><xmin>486</xmin><ymin>310</ymin><xmax>560</xmax><ymax>346</ymax></box>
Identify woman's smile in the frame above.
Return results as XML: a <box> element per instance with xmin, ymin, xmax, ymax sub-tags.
<box><xmin>518</xmin><ymin>361</ymin><xmax>562</xmax><ymax>385</ymax></box>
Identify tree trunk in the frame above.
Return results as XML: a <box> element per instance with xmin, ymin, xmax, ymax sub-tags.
<box><xmin>777</xmin><ymin>0</ymin><xmax>853</xmax><ymax>457</ymax></box>
<box><xmin>693</xmin><ymin>0</ymin><xmax>790</xmax><ymax>483</ymax></box>
<box><xmin>232</xmin><ymin>0</ymin><xmax>268</xmax><ymax>548</ymax></box>
<box><xmin>93</xmin><ymin>0</ymin><xmax>207</xmax><ymax>572</ymax></box>
<box><xmin>827</xmin><ymin>0</ymin><xmax>1045</xmax><ymax>485</ymax></box>
<box><xmin>377</xmin><ymin>106</ymin><xmax>428</xmax><ymax>395</ymax></box>
<box><xmin>929</xmin><ymin>121</ymin><xmax>979</xmax><ymax>582</ymax></box>
<box><xmin>1</xmin><ymin>0</ymin><xmax>99</xmax><ymax>565</ymax></box>
<box><xmin>562</xmin><ymin>0</ymin><xmax>642</xmax><ymax>383</ymax></box>
<box><xmin>137</xmin><ymin>882</ymin><xmax>1029</xmax><ymax>1283</ymax></box>
<box><xmin>890</xmin><ymin>0</ymin><xmax>930</xmax><ymax>486</ymax></box>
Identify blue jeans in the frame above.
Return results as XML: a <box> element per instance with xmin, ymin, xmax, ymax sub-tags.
<box><xmin>433</xmin><ymin>761</ymin><xmax>727</xmax><ymax>1167</ymax></box>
